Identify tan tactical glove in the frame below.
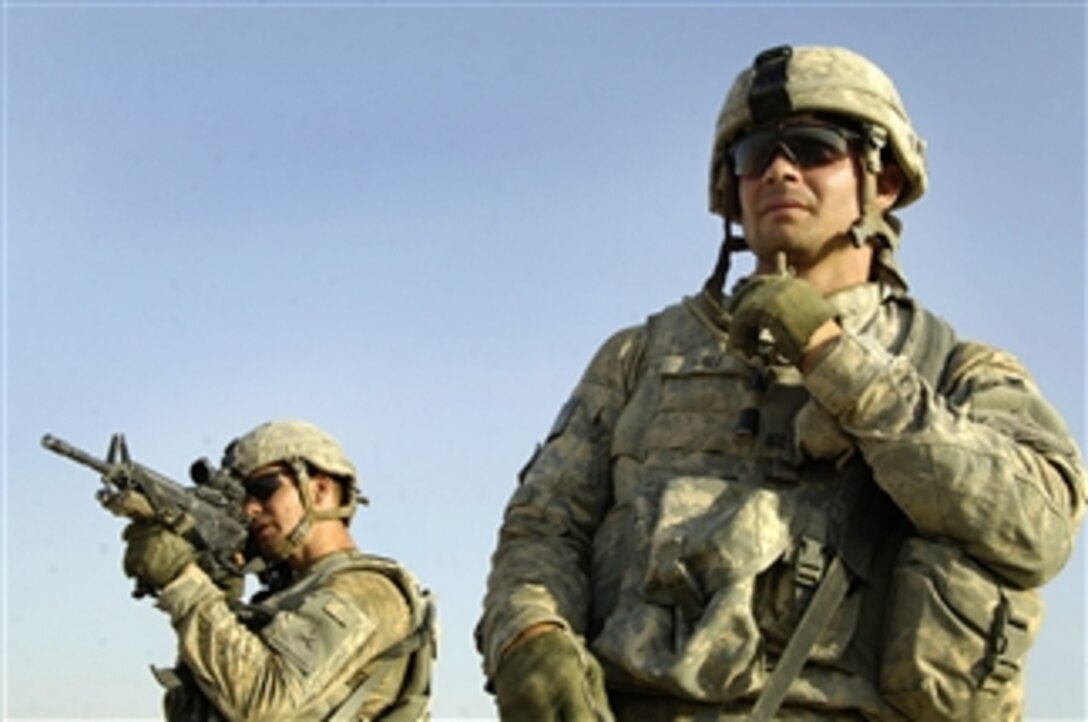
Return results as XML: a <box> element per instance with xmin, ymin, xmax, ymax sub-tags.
<box><xmin>493</xmin><ymin>629</ymin><xmax>613</xmax><ymax>722</ymax></box>
<box><xmin>727</xmin><ymin>275</ymin><xmax>838</xmax><ymax>364</ymax></box>
<box><xmin>122</xmin><ymin>520</ymin><xmax>195</xmax><ymax>591</ymax></box>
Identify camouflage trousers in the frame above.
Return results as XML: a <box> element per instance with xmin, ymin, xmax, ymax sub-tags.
<box><xmin>609</xmin><ymin>691</ymin><xmax>868</xmax><ymax>722</ymax></box>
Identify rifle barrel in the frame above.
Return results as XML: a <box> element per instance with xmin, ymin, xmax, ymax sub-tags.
<box><xmin>41</xmin><ymin>434</ymin><xmax>113</xmax><ymax>475</ymax></box>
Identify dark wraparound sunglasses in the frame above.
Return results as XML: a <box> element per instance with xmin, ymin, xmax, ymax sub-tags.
<box><xmin>243</xmin><ymin>472</ymin><xmax>285</xmax><ymax>502</ymax></box>
<box><xmin>729</xmin><ymin>124</ymin><xmax>861</xmax><ymax>178</ymax></box>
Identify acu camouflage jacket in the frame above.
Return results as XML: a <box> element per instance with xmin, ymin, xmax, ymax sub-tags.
<box><xmin>158</xmin><ymin>549</ymin><xmax>431</xmax><ymax>721</ymax></box>
<box><xmin>479</xmin><ymin>282</ymin><xmax>1084</xmax><ymax>719</ymax></box>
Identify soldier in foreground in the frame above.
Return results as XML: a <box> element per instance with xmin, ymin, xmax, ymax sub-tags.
<box><xmin>478</xmin><ymin>45</ymin><xmax>1084</xmax><ymax>721</ymax></box>
<box><xmin>120</xmin><ymin>419</ymin><xmax>435</xmax><ymax>721</ymax></box>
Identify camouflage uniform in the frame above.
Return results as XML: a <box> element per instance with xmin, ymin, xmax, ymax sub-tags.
<box><xmin>479</xmin><ymin>279</ymin><xmax>1084</xmax><ymax>719</ymax></box>
<box><xmin>157</xmin><ymin>549</ymin><xmax>422</xmax><ymax>721</ymax></box>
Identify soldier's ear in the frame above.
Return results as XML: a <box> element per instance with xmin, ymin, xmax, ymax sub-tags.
<box><xmin>876</xmin><ymin>163</ymin><xmax>904</xmax><ymax>212</ymax></box>
<box><xmin>311</xmin><ymin>474</ymin><xmax>339</xmax><ymax>507</ymax></box>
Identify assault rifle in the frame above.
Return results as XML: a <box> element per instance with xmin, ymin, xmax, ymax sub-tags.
<box><xmin>41</xmin><ymin>432</ymin><xmax>253</xmax><ymax>597</ymax></box>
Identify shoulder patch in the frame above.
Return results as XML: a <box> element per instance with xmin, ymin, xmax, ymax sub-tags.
<box><xmin>322</xmin><ymin>596</ymin><xmax>354</xmax><ymax>627</ymax></box>
<box><xmin>262</xmin><ymin>590</ymin><xmax>376</xmax><ymax>677</ymax></box>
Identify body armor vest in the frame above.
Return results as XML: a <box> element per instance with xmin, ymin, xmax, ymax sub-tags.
<box><xmin>588</xmin><ymin>288</ymin><xmax>978</xmax><ymax>717</ymax></box>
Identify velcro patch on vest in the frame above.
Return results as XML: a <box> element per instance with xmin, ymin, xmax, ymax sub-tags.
<box><xmin>323</xmin><ymin>597</ymin><xmax>353</xmax><ymax>627</ymax></box>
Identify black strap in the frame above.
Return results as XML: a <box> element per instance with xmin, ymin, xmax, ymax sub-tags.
<box><xmin>748</xmin><ymin>46</ymin><xmax>793</xmax><ymax>124</ymax></box>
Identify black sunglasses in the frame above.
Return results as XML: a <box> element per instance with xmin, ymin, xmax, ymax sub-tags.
<box><xmin>242</xmin><ymin>472</ymin><xmax>285</xmax><ymax>502</ymax></box>
<box><xmin>729</xmin><ymin>124</ymin><xmax>860</xmax><ymax>178</ymax></box>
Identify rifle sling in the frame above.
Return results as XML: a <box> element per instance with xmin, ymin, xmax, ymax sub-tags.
<box><xmin>748</xmin><ymin>554</ymin><xmax>851</xmax><ymax>722</ymax></box>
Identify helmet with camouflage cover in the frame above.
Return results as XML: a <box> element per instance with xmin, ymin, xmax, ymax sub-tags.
<box><xmin>224</xmin><ymin>420</ymin><xmax>365</xmax><ymax>558</ymax></box>
<box><xmin>225</xmin><ymin>420</ymin><xmax>357</xmax><ymax>483</ymax></box>
<box><xmin>709</xmin><ymin>44</ymin><xmax>927</xmax><ymax>219</ymax></box>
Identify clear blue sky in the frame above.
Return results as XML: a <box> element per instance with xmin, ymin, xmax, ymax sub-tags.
<box><xmin>3</xmin><ymin>3</ymin><xmax>1085</xmax><ymax>720</ymax></box>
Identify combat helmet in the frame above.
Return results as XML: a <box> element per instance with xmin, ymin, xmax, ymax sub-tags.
<box><xmin>224</xmin><ymin>420</ymin><xmax>365</xmax><ymax>558</ymax></box>
<box><xmin>707</xmin><ymin>45</ymin><xmax>927</xmax><ymax>289</ymax></box>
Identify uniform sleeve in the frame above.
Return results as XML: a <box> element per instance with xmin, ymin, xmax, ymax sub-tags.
<box><xmin>157</xmin><ymin>565</ymin><xmax>411</xmax><ymax>722</ymax></box>
<box><xmin>478</xmin><ymin>326</ymin><xmax>645</xmax><ymax>677</ymax></box>
<box><xmin>805</xmin><ymin>331</ymin><xmax>1085</xmax><ymax>588</ymax></box>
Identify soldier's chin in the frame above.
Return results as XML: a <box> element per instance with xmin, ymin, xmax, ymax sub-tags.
<box><xmin>257</xmin><ymin>535</ymin><xmax>293</xmax><ymax>562</ymax></box>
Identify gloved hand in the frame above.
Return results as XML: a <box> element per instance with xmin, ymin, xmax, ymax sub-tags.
<box><xmin>727</xmin><ymin>274</ymin><xmax>838</xmax><ymax>364</ymax></box>
<box><xmin>122</xmin><ymin>521</ymin><xmax>196</xmax><ymax>592</ymax></box>
<box><xmin>493</xmin><ymin>628</ymin><xmax>613</xmax><ymax>722</ymax></box>
<box><xmin>100</xmin><ymin>488</ymin><xmax>155</xmax><ymax>520</ymax></box>
<box><xmin>199</xmin><ymin>556</ymin><xmax>245</xmax><ymax>604</ymax></box>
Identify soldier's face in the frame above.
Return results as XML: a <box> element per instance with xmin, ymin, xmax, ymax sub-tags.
<box><xmin>242</xmin><ymin>464</ymin><xmax>305</xmax><ymax>554</ymax></box>
<box><xmin>737</xmin><ymin>147</ymin><xmax>863</xmax><ymax>269</ymax></box>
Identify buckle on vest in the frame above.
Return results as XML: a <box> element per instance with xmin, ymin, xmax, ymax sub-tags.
<box><xmin>794</xmin><ymin>535</ymin><xmax>826</xmax><ymax>589</ymax></box>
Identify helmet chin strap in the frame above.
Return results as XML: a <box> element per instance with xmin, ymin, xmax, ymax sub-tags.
<box><xmin>848</xmin><ymin>124</ymin><xmax>910</xmax><ymax>291</ymax></box>
<box><xmin>261</xmin><ymin>459</ymin><xmax>315</xmax><ymax>563</ymax></box>
<box><xmin>848</xmin><ymin>124</ymin><xmax>890</xmax><ymax>248</ymax></box>
<box><xmin>262</xmin><ymin>460</ymin><xmax>359</xmax><ymax>563</ymax></box>
<box><xmin>708</xmin><ymin>122</ymin><xmax>910</xmax><ymax>296</ymax></box>
<box><xmin>704</xmin><ymin>219</ymin><xmax>749</xmax><ymax>297</ymax></box>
